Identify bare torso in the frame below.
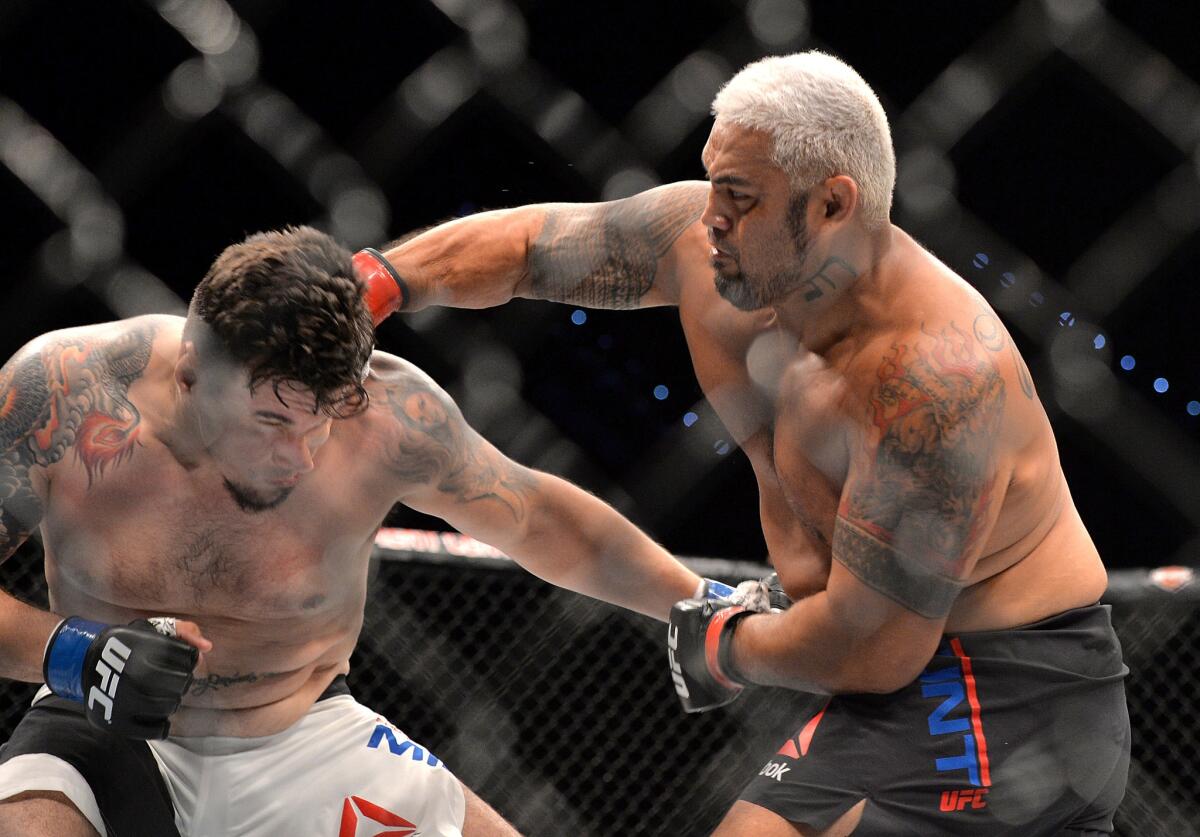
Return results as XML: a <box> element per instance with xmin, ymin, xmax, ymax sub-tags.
<box><xmin>38</xmin><ymin>318</ymin><xmax>415</xmax><ymax>737</ymax></box>
<box><xmin>674</xmin><ymin>225</ymin><xmax>1107</xmax><ymax>631</ymax></box>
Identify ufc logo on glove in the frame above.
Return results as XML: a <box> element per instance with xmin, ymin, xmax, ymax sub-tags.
<box><xmin>87</xmin><ymin>636</ymin><xmax>132</xmax><ymax>723</ymax></box>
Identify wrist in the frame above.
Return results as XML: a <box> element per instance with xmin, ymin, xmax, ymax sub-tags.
<box><xmin>353</xmin><ymin>248</ymin><xmax>412</xmax><ymax>323</ymax></box>
<box><xmin>720</xmin><ymin>610</ymin><xmax>768</xmax><ymax>687</ymax></box>
<box><xmin>43</xmin><ymin>616</ymin><xmax>106</xmax><ymax>701</ymax></box>
<box><xmin>707</xmin><ymin>606</ymin><xmax>753</xmax><ymax>688</ymax></box>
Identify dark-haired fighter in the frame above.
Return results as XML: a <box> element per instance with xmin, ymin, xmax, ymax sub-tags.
<box><xmin>368</xmin><ymin>51</ymin><xmax>1130</xmax><ymax>836</ymax></box>
<box><xmin>0</xmin><ymin>226</ymin><xmax>703</xmax><ymax>836</ymax></box>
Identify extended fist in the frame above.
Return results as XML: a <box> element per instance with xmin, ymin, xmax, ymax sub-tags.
<box><xmin>44</xmin><ymin>617</ymin><xmax>203</xmax><ymax>739</ymax></box>
<box><xmin>667</xmin><ymin>598</ymin><xmax>752</xmax><ymax>714</ymax></box>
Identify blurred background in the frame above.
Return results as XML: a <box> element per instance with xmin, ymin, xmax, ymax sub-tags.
<box><xmin>2</xmin><ymin>0</ymin><xmax>1198</xmax><ymax>834</ymax></box>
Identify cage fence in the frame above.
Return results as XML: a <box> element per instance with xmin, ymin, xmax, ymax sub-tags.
<box><xmin>2</xmin><ymin>530</ymin><xmax>1196</xmax><ymax>836</ymax></box>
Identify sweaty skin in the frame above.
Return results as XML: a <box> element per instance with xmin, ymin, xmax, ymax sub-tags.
<box><xmin>382</xmin><ymin>125</ymin><xmax>1107</xmax><ymax>695</ymax></box>
<box><xmin>0</xmin><ymin>316</ymin><xmax>700</xmax><ymax>738</ymax></box>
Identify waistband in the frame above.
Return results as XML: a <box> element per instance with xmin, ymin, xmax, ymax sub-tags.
<box><xmin>33</xmin><ymin>673</ymin><xmax>352</xmax><ymax>710</ymax></box>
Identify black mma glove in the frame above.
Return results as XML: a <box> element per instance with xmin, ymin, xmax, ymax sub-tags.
<box><xmin>667</xmin><ymin>597</ymin><xmax>754</xmax><ymax>713</ymax></box>
<box><xmin>43</xmin><ymin>617</ymin><xmax>199</xmax><ymax>739</ymax></box>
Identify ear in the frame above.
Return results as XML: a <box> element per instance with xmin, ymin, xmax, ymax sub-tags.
<box><xmin>175</xmin><ymin>341</ymin><xmax>198</xmax><ymax>391</ymax></box>
<box><xmin>819</xmin><ymin>175</ymin><xmax>859</xmax><ymax>224</ymax></box>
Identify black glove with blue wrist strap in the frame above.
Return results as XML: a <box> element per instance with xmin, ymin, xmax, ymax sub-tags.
<box><xmin>43</xmin><ymin>616</ymin><xmax>198</xmax><ymax>739</ymax></box>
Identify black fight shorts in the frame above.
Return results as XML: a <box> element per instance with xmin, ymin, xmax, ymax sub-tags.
<box><xmin>740</xmin><ymin>604</ymin><xmax>1130</xmax><ymax>836</ymax></box>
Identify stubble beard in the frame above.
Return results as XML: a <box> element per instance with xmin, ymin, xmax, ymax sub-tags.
<box><xmin>714</xmin><ymin>193</ymin><xmax>812</xmax><ymax>311</ymax></box>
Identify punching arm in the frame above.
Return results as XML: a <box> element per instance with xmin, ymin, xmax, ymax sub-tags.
<box><xmin>358</xmin><ymin>181</ymin><xmax>710</xmax><ymax>314</ymax></box>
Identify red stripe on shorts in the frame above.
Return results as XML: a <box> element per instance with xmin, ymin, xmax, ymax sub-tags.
<box><xmin>949</xmin><ymin>637</ymin><xmax>992</xmax><ymax>787</ymax></box>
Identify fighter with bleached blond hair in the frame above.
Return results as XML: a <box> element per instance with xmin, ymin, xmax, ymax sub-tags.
<box><xmin>360</xmin><ymin>51</ymin><xmax>1130</xmax><ymax>835</ymax></box>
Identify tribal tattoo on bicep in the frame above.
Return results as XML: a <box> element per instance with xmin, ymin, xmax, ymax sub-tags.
<box><xmin>0</xmin><ymin>324</ymin><xmax>157</xmax><ymax>553</ymax></box>
<box><xmin>529</xmin><ymin>182</ymin><xmax>707</xmax><ymax>308</ymax></box>
<box><xmin>833</xmin><ymin>322</ymin><xmax>1007</xmax><ymax>618</ymax></box>
<box><xmin>382</xmin><ymin>370</ymin><xmax>537</xmax><ymax>522</ymax></box>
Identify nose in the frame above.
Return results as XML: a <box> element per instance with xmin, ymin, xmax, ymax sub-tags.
<box><xmin>274</xmin><ymin>423</ymin><xmax>330</xmax><ymax>473</ymax></box>
<box><xmin>273</xmin><ymin>436</ymin><xmax>316</xmax><ymax>473</ymax></box>
<box><xmin>700</xmin><ymin>191</ymin><xmax>731</xmax><ymax>239</ymax></box>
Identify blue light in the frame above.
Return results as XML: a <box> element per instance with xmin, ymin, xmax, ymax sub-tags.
<box><xmin>1058</xmin><ymin>311</ymin><xmax>1075</xmax><ymax>327</ymax></box>
<box><xmin>1154</xmin><ymin>377</ymin><xmax>1169</xmax><ymax>393</ymax></box>
<box><xmin>653</xmin><ymin>385</ymin><xmax>669</xmax><ymax>401</ymax></box>
<box><xmin>683</xmin><ymin>411</ymin><xmax>698</xmax><ymax>427</ymax></box>
<box><xmin>570</xmin><ymin>309</ymin><xmax>587</xmax><ymax>326</ymax></box>
<box><xmin>972</xmin><ymin>253</ymin><xmax>989</xmax><ymax>269</ymax></box>
<box><xmin>714</xmin><ymin>440</ymin><xmax>731</xmax><ymax>455</ymax></box>
<box><xmin>1188</xmin><ymin>401</ymin><xmax>1200</xmax><ymax>417</ymax></box>
<box><xmin>1093</xmin><ymin>335</ymin><xmax>1106</xmax><ymax>350</ymax></box>
<box><xmin>1029</xmin><ymin>291</ymin><xmax>1045</xmax><ymax>307</ymax></box>
<box><xmin>1120</xmin><ymin>355</ymin><xmax>1135</xmax><ymax>371</ymax></box>
<box><xmin>1000</xmin><ymin>272</ymin><xmax>1015</xmax><ymax>288</ymax></box>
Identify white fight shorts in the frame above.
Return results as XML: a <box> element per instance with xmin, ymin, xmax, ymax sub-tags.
<box><xmin>0</xmin><ymin>682</ymin><xmax>466</xmax><ymax>836</ymax></box>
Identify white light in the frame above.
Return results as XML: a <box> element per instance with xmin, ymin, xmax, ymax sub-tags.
<box><xmin>746</xmin><ymin>0</ymin><xmax>809</xmax><ymax>46</ymax></box>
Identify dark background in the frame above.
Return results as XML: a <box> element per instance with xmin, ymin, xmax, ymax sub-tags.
<box><xmin>2</xmin><ymin>0</ymin><xmax>1198</xmax><ymax>570</ymax></box>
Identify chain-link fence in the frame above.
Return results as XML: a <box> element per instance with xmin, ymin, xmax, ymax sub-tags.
<box><xmin>3</xmin><ymin>531</ymin><xmax>1197</xmax><ymax>836</ymax></box>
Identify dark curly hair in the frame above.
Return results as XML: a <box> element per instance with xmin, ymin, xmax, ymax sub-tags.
<box><xmin>187</xmin><ymin>226</ymin><xmax>375</xmax><ymax>418</ymax></box>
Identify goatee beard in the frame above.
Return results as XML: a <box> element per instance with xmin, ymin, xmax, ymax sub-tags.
<box><xmin>223</xmin><ymin>478</ymin><xmax>292</xmax><ymax>513</ymax></box>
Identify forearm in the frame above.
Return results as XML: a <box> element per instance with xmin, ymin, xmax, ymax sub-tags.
<box><xmin>0</xmin><ymin>589</ymin><xmax>64</xmax><ymax>683</ymax></box>
<box><xmin>381</xmin><ymin>207</ymin><xmax>543</xmax><ymax>312</ymax></box>
<box><xmin>728</xmin><ymin>593</ymin><xmax>931</xmax><ymax>695</ymax></box>
<box><xmin>502</xmin><ymin>473</ymin><xmax>700</xmax><ymax>621</ymax></box>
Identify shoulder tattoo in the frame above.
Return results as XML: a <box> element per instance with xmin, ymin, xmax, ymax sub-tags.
<box><xmin>834</xmin><ymin>321</ymin><xmax>1007</xmax><ymax>617</ymax></box>
<box><xmin>0</xmin><ymin>324</ymin><xmax>156</xmax><ymax>548</ymax></box>
<box><xmin>381</xmin><ymin>370</ymin><xmax>536</xmax><ymax>522</ymax></box>
<box><xmin>529</xmin><ymin>182</ymin><xmax>707</xmax><ymax>307</ymax></box>
<box><xmin>972</xmin><ymin>313</ymin><xmax>1034</xmax><ymax>400</ymax></box>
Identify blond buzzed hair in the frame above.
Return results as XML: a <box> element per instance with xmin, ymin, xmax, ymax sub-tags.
<box><xmin>712</xmin><ymin>51</ymin><xmax>896</xmax><ymax>229</ymax></box>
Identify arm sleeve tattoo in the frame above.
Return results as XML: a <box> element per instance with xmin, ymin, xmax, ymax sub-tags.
<box><xmin>833</xmin><ymin>322</ymin><xmax>1006</xmax><ymax>618</ymax></box>
<box><xmin>381</xmin><ymin>366</ymin><xmax>536</xmax><ymax>523</ymax></box>
<box><xmin>528</xmin><ymin>182</ymin><xmax>707</xmax><ymax>308</ymax></box>
<box><xmin>0</xmin><ymin>324</ymin><xmax>157</xmax><ymax>556</ymax></box>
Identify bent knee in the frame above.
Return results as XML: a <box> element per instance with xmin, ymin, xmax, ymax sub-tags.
<box><xmin>0</xmin><ymin>791</ymin><xmax>101</xmax><ymax>837</ymax></box>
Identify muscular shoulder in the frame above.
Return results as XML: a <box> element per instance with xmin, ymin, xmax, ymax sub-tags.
<box><xmin>0</xmin><ymin>316</ymin><xmax>169</xmax><ymax>545</ymax></box>
<box><xmin>362</xmin><ymin>351</ymin><xmax>466</xmax><ymax>484</ymax></box>
<box><xmin>841</xmin><ymin>322</ymin><xmax>1008</xmax><ymax>450</ymax></box>
<box><xmin>363</xmin><ymin>351</ymin><xmax>538</xmax><ymax>516</ymax></box>
<box><xmin>3</xmin><ymin>316</ymin><xmax>169</xmax><ymax>441</ymax></box>
<box><xmin>17</xmin><ymin>315</ymin><xmax>177</xmax><ymax>384</ymax></box>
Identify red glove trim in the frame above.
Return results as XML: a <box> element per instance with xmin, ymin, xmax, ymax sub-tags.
<box><xmin>354</xmin><ymin>248</ymin><xmax>410</xmax><ymax>325</ymax></box>
<box><xmin>704</xmin><ymin>605</ymin><xmax>747</xmax><ymax>690</ymax></box>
